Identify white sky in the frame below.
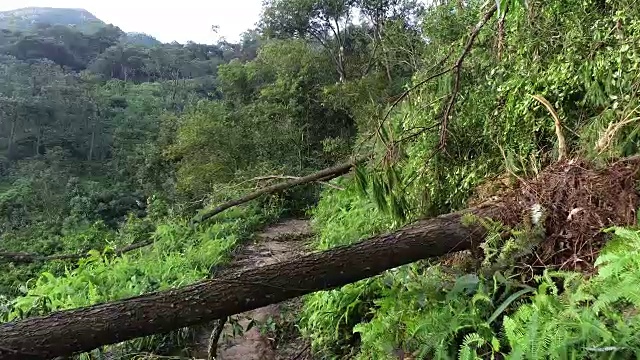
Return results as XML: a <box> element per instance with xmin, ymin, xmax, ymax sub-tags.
<box><xmin>0</xmin><ymin>0</ymin><xmax>264</xmax><ymax>44</ymax></box>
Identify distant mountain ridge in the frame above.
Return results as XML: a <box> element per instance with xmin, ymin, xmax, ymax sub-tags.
<box><xmin>121</xmin><ymin>32</ymin><xmax>162</xmax><ymax>47</ymax></box>
<box><xmin>0</xmin><ymin>7</ymin><xmax>103</xmax><ymax>33</ymax></box>
<box><xmin>0</xmin><ymin>7</ymin><xmax>161</xmax><ymax>46</ymax></box>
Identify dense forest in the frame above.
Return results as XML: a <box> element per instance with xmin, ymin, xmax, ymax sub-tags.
<box><xmin>0</xmin><ymin>0</ymin><xmax>640</xmax><ymax>359</ymax></box>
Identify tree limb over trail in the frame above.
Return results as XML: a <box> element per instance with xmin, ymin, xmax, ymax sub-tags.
<box><xmin>193</xmin><ymin>155</ymin><xmax>370</xmax><ymax>224</ymax></box>
<box><xmin>0</xmin><ymin>156</ymin><xmax>368</xmax><ymax>265</ymax></box>
<box><xmin>0</xmin><ymin>202</ymin><xmax>502</xmax><ymax>360</ymax></box>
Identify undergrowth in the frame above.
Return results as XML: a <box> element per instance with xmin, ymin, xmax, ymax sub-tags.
<box><xmin>299</xmin><ymin>180</ymin><xmax>397</xmax><ymax>356</ymax></box>
<box><xmin>298</xmin><ymin>0</ymin><xmax>640</xmax><ymax>358</ymax></box>
<box><xmin>0</xmin><ymin>199</ymin><xmax>280</xmax><ymax>356</ymax></box>
<box><xmin>301</xmin><ymin>181</ymin><xmax>640</xmax><ymax>359</ymax></box>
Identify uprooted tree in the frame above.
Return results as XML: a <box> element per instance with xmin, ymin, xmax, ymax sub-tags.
<box><xmin>0</xmin><ymin>156</ymin><xmax>638</xmax><ymax>360</ymax></box>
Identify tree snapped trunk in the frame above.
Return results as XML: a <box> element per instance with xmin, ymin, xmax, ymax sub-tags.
<box><xmin>0</xmin><ymin>202</ymin><xmax>503</xmax><ymax>360</ymax></box>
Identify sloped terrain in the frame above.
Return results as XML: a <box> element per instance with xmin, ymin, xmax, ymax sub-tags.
<box><xmin>0</xmin><ymin>7</ymin><xmax>104</xmax><ymax>33</ymax></box>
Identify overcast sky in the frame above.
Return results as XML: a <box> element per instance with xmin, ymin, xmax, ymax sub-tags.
<box><xmin>0</xmin><ymin>0</ymin><xmax>264</xmax><ymax>44</ymax></box>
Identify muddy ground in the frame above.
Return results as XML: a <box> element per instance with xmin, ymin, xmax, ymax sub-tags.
<box><xmin>189</xmin><ymin>219</ymin><xmax>314</xmax><ymax>360</ymax></box>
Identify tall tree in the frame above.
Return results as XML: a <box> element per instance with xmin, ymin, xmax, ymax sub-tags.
<box><xmin>357</xmin><ymin>0</ymin><xmax>424</xmax><ymax>79</ymax></box>
<box><xmin>262</xmin><ymin>0</ymin><xmax>357</xmax><ymax>82</ymax></box>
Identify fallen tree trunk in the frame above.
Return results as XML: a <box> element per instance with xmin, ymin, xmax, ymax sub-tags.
<box><xmin>194</xmin><ymin>155</ymin><xmax>369</xmax><ymax>224</ymax></box>
<box><xmin>0</xmin><ymin>202</ymin><xmax>503</xmax><ymax>360</ymax></box>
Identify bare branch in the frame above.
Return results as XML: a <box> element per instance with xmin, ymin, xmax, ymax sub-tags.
<box><xmin>530</xmin><ymin>94</ymin><xmax>568</xmax><ymax>161</ymax></box>
<box><xmin>0</xmin><ymin>239</ymin><xmax>153</xmax><ymax>264</ymax></box>
<box><xmin>596</xmin><ymin>104</ymin><xmax>640</xmax><ymax>153</ymax></box>
<box><xmin>193</xmin><ymin>156</ymin><xmax>369</xmax><ymax>224</ymax></box>
<box><xmin>251</xmin><ymin>175</ymin><xmax>346</xmax><ymax>191</ymax></box>
<box><xmin>439</xmin><ymin>4</ymin><xmax>498</xmax><ymax>149</ymax></box>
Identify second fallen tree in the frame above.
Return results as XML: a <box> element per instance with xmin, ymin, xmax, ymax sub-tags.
<box><xmin>193</xmin><ymin>155</ymin><xmax>370</xmax><ymax>224</ymax></box>
<box><xmin>0</xmin><ymin>156</ymin><xmax>369</xmax><ymax>264</ymax></box>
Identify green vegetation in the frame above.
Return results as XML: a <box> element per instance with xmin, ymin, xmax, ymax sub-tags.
<box><xmin>1</xmin><ymin>0</ymin><xmax>640</xmax><ymax>358</ymax></box>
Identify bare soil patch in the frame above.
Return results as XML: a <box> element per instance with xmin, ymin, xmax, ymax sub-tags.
<box><xmin>189</xmin><ymin>218</ymin><xmax>314</xmax><ymax>360</ymax></box>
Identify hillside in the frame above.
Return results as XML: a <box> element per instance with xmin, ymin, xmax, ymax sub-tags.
<box><xmin>0</xmin><ymin>0</ymin><xmax>639</xmax><ymax>359</ymax></box>
<box><xmin>120</xmin><ymin>31</ymin><xmax>162</xmax><ymax>46</ymax></box>
<box><xmin>0</xmin><ymin>7</ymin><xmax>105</xmax><ymax>33</ymax></box>
<box><xmin>0</xmin><ymin>7</ymin><xmax>161</xmax><ymax>46</ymax></box>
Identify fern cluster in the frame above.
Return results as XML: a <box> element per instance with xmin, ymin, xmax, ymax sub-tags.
<box><xmin>504</xmin><ymin>227</ymin><xmax>640</xmax><ymax>359</ymax></box>
<box><xmin>349</xmin><ymin>226</ymin><xmax>640</xmax><ymax>360</ymax></box>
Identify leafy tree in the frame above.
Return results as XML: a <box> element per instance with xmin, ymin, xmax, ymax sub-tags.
<box><xmin>262</xmin><ymin>0</ymin><xmax>358</xmax><ymax>82</ymax></box>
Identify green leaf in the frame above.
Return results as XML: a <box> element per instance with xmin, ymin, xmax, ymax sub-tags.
<box><xmin>245</xmin><ymin>318</ymin><xmax>256</xmax><ymax>332</ymax></box>
<box><xmin>496</xmin><ymin>0</ymin><xmax>510</xmax><ymax>17</ymax></box>
<box><xmin>355</xmin><ymin>165</ymin><xmax>369</xmax><ymax>196</ymax></box>
<box><xmin>448</xmin><ymin>274</ymin><xmax>480</xmax><ymax>300</ymax></box>
<box><xmin>371</xmin><ymin>175</ymin><xmax>388</xmax><ymax>213</ymax></box>
<box><xmin>379</xmin><ymin>124</ymin><xmax>390</xmax><ymax>144</ymax></box>
<box><xmin>87</xmin><ymin>249</ymin><xmax>101</xmax><ymax>259</ymax></box>
<box><xmin>491</xmin><ymin>336</ymin><xmax>501</xmax><ymax>352</ymax></box>
<box><xmin>487</xmin><ymin>287</ymin><xmax>535</xmax><ymax>324</ymax></box>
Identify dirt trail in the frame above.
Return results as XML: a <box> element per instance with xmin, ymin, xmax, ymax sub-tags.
<box><xmin>190</xmin><ymin>219</ymin><xmax>313</xmax><ymax>360</ymax></box>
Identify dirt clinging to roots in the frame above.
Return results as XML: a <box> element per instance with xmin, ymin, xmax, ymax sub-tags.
<box><xmin>499</xmin><ymin>157</ymin><xmax>640</xmax><ymax>272</ymax></box>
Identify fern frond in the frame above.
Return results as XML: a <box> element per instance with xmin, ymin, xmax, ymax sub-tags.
<box><xmin>458</xmin><ymin>333</ymin><xmax>485</xmax><ymax>360</ymax></box>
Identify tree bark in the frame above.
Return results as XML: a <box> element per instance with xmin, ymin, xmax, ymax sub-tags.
<box><xmin>0</xmin><ymin>202</ymin><xmax>503</xmax><ymax>360</ymax></box>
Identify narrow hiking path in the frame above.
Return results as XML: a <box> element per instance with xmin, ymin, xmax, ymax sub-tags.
<box><xmin>189</xmin><ymin>218</ymin><xmax>314</xmax><ymax>360</ymax></box>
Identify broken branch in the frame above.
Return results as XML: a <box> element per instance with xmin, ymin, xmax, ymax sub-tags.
<box><xmin>439</xmin><ymin>3</ymin><xmax>498</xmax><ymax>149</ymax></box>
<box><xmin>193</xmin><ymin>156</ymin><xmax>369</xmax><ymax>224</ymax></box>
